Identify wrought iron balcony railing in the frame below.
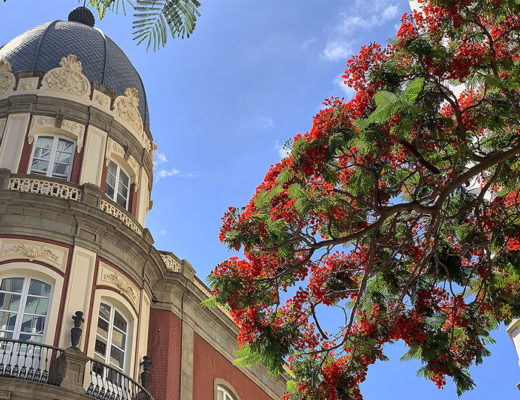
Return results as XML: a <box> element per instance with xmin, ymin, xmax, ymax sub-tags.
<box><xmin>0</xmin><ymin>338</ymin><xmax>64</xmax><ymax>385</ymax></box>
<box><xmin>0</xmin><ymin>337</ymin><xmax>153</xmax><ymax>400</ymax></box>
<box><xmin>86</xmin><ymin>358</ymin><xmax>152</xmax><ymax>400</ymax></box>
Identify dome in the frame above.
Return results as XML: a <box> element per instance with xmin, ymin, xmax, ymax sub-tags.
<box><xmin>0</xmin><ymin>9</ymin><xmax>149</xmax><ymax>127</ymax></box>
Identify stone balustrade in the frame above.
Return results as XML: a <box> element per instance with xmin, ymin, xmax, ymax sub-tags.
<box><xmin>0</xmin><ymin>170</ymin><xmax>143</xmax><ymax>237</ymax></box>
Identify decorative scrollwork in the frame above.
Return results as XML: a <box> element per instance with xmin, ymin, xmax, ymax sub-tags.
<box><xmin>42</xmin><ymin>54</ymin><xmax>90</xmax><ymax>97</ymax></box>
<box><xmin>101</xmin><ymin>270</ymin><xmax>137</xmax><ymax>305</ymax></box>
<box><xmin>115</xmin><ymin>88</ymin><xmax>143</xmax><ymax>134</ymax></box>
<box><xmin>4</xmin><ymin>243</ymin><xmax>59</xmax><ymax>263</ymax></box>
<box><xmin>0</xmin><ymin>60</ymin><xmax>15</xmax><ymax>94</ymax></box>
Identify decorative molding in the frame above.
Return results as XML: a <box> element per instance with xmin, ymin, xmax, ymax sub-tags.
<box><xmin>62</xmin><ymin>120</ymin><xmax>85</xmax><ymax>152</ymax></box>
<box><xmin>0</xmin><ymin>60</ymin><xmax>15</xmax><ymax>94</ymax></box>
<box><xmin>4</xmin><ymin>243</ymin><xmax>59</xmax><ymax>263</ymax></box>
<box><xmin>8</xmin><ymin>176</ymin><xmax>82</xmax><ymax>201</ymax></box>
<box><xmin>114</xmin><ymin>88</ymin><xmax>143</xmax><ymax>135</ymax></box>
<box><xmin>19</xmin><ymin>78</ymin><xmax>35</xmax><ymax>91</ymax></box>
<box><xmin>99</xmin><ymin>199</ymin><xmax>143</xmax><ymax>235</ymax></box>
<box><xmin>30</xmin><ymin>116</ymin><xmax>85</xmax><ymax>152</ymax></box>
<box><xmin>0</xmin><ymin>238</ymin><xmax>68</xmax><ymax>272</ymax></box>
<box><xmin>161</xmin><ymin>254</ymin><xmax>181</xmax><ymax>272</ymax></box>
<box><xmin>105</xmin><ymin>138</ymin><xmax>139</xmax><ymax>181</ymax></box>
<box><xmin>127</xmin><ymin>156</ymin><xmax>139</xmax><ymax>186</ymax></box>
<box><xmin>42</xmin><ymin>54</ymin><xmax>90</xmax><ymax>97</ymax></box>
<box><xmin>105</xmin><ymin>137</ymin><xmax>125</xmax><ymax>165</ymax></box>
<box><xmin>98</xmin><ymin>262</ymin><xmax>139</xmax><ymax>308</ymax></box>
<box><xmin>94</xmin><ymin>93</ymin><xmax>109</xmax><ymax>108</ymax></box>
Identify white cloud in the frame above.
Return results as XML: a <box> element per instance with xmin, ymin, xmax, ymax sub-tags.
<box><xmin>154</xmin><ymin>168</ymin><xmax>197</xmax><ymax>183</ymax></box>
<box><xmin>153</xmin><ymin>151</ymin><xmax>197</xmax><ymax>182</ymax></box>
<box><xmin>258</xmin><ymin>115</ymin><xmax>274</xmax><ymax>129</ymax></box>
<box><xmin>321</xmin><ymin>3</ymin><xmax>400</xmax><ymax>62</ymax></box>
<box><xmin>333</xmin><ymin>74</ymin><xmax>356</xmax><ymax>99</ymax></box>
<box><xmin>158</xmin><ymin>229</ymin><xmax>167</xmax><ymax>236</ymax></box>
<box><xmin>156</xmin><ymin>168</ymin><xmax>181</xmax><ymax>179</ymax></box>
<box><xmin>338</xmin><ymin>14</ymin><xmax>380</xmax><ymax>35</ymax></box>
<box><xmin>153</xmin><ymin>151</ymin><xmax>168</xmax><ymax>166</ymax></box>
<box><xmin>274</xmin><ymin>140</ymin><xmax>290</xmax><ymax>159</ymax></box>
<box><xmin>322</xmin><ymin>39</ymin><xmax>354</xmax><ymax>62</ymax></box>
<box><xmin>382</xmin><ymin>5</ymin><xmax>398</xmax><ymax>20</ymax></box>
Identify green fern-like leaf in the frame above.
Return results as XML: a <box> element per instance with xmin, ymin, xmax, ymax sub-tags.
<box><xmin>89</xmin><ymin>0</ymin><xmax>201</xmax><ymax>50</ymax></box>
<box><xmin>133</xmin><ymin>0</ymin><xmax>201</xmax><ymax>50</ymax></box>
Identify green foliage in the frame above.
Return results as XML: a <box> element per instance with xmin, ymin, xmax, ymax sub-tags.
<box><xmin>286</xmin><ymin>380</ymin><xmax>298</xmax><ymax>394</ymax></box>
<box><xmin>200</xmin><ymin>296</ymin><xmax>219</xmax><ymax>308</ymax></box>
<box><xmin>88</xmin><ymin>0</ymin><xmax>201</xmax><ymax>50</ymax></box>
<box><xmin>355</xmin><ymin>78</ymin><xmax>425</xmax><ymax>129</ymax></box>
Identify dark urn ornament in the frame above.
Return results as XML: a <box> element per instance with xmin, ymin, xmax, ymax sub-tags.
<box><xmin>70</xmin><ymin>311</ymin><xmax>84</xmax><ymax>349</ymax></box>
<box><xmin>140</xmin><ymin>355</ymin><xmax>152</xmax><ymax>390</ymax></box>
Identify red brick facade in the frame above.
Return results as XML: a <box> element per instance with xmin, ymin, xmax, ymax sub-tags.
<box><xmin>193</xmin><ymin>333</ymin><xmax>272</xmax><ymax>400</ymax></box>
<box><xmin>147</xmin><ymin>309</ymin><xmax>182</xmax><ymax>400</ymax></box>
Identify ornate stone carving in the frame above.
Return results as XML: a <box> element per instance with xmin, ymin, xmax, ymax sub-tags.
<box><xmin>20</xmin><ymin>79</ymin><xmax>35</xmax><ymax>91</ymax></box>
<box><xmin>105</xmin><ymin>138</ymin><xmax>126</xmax><ymax>166</ymax></box>
<box><xmin>62</xmin><ymin>120</ymin><xmax>85</xmax><ymax>152</ymax></box>
<box><xmin>94</xmin><ymin>93</ymin><xmax>109</xmax><ymax>108</ymax></box>
<box><xmin>99</xmin><ymin>264</ymin><xmax>139</xmax><ymax>308</ymax></box>
<box><xmin>4</xmin><ymin>243</ymin><xmax>59</xmax><ymax>263</ymax></box>
<box><xmin>0</xmin><ymin>60</ymin><xmax>15</xmax><ymax>94</ymax></box>
<box><xmin>115</xmin><ymin>88</ymin><xmax>143</xmax><ymax>134</ymax></box>
<box><xmin>30</xmin><ymin>116</ymin><xmax>84</xmax><ymax>152</ymax></box>
<box><xmin>42</xmin><ymin>54</ymin><xmax>90</xmax><ymax>97</ymax></box>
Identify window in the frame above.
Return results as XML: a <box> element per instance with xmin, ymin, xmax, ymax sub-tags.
<box><xmin>217</xmin><ymin>386</ymin><xmax>236</xmax><ymax>400</ymax></box>
<box><xmin>0</xmin><ymin>277</ymin><xmax>52</xmax><ymax>343</ymax></box>
<box><xmin>94</xmin><ymin>302</ymin><xmax>129</xmax><ymax>372</ymax></box>
<box><xmin>29</xmin><ymin>135</ymin><xmax>75</xmax><ymax>180</ymax></box>
<box><xmin>105</xmin><ymin>161</ymin><xmax>130</xmax><ymax>209</ymax></box>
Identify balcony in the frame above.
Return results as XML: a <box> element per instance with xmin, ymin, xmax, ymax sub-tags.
<box><xmin>0</xmin><ymin>312</ymin><xmax>152</xmax><ymax>400</ymax></box>
<box><xmin>0</xmin><ymin>338</ymin><xmax>153</xmax><ymax>400</ymax></box>
<box><xmin>0</xmin><ymin>170</ymin><xmax>143</xmax><ymax>236</ymax></box>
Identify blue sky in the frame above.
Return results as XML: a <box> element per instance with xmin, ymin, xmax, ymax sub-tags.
<box><xmin>1</xmin><ymin>0</ymin><xmax>518</xmax><ymax>398</ymax></box>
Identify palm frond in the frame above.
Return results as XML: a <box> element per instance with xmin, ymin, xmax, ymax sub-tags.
<box><xmin>88</xmin><ymin>0</ymin><xmax>200</xmax><ymax>50</ymax></box>
<box><xmin>133</xmin><ymin>0</ymin><xmax>201</xmax><ymax>50</ymax></box>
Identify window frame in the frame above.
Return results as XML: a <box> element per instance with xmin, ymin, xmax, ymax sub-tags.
<box><xmin>94</xmin><ymin>301</ymin><xmax>130</xmax><ymax>373</ymax></box>
<box><xmin>104</xmin><ymin>160</ymin><xmax>131</xmax><ymax>210</ymax></box>
<box><xmin>0</xmin><ymin>275</ymin><xmax>53</xmax><ymax>343</ymax></box>
<box><xmin>28</xmin><ymin>134</ymin><xmax>76</xmax><ymax>180</ymax></box>
<box><xmin>214</xmin><ymin>380</ymin><xmax>240</xmax><ymax>400</ymax></box>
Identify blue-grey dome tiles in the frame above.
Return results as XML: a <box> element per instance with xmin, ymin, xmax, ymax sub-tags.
<box><xmin>0</xmin><ymin>20</ymin><xmax>149</xmax><ymax>127</ymax></box>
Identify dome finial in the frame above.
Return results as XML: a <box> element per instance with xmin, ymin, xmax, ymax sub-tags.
<box><xmin>68</xmin><ymin>6</ymin><xmax>95</xmax><ymax>27</ymax></box>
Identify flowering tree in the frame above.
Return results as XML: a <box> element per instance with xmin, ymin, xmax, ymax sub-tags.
<box><xmin>207</xmin><ymin>1</ymin><xmax>520</xmax><ymax>398</ymax></box>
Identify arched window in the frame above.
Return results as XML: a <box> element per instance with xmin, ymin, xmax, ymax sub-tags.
<box><xmin>29</xmin><ymin>135</ymin><xmax>76</xmax><ymax>180</ymax></box>
<box><xmin>217</xmin><ymin>385</ymin><xmax>237</xmax><ymax>400</ymax></box>
<box><xmin>0</xmin><ymin>277</ymin><xmax>52</xmax><ymax>343</ymax></box>
<box><xmin>94</xmin><ymin>302</ymin><xmax>129</xmax><ymax>372</ymax></box>
<box><xmin>105</xmin><ymin>161</ymin><xmax>130</xmax><ymax>210</ymax></box>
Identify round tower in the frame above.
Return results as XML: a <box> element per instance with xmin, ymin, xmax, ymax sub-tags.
<box><xmin>0</xmin><ymin>7</ymin><xmax>162</xmax><ymax>398</ymax></box>
<box><xmin>0</xmin><ymin>7</ymin><xmax>287</xmax><ymax>400</ymax></box>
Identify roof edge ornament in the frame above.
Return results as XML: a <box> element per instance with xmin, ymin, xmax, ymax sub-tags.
<box><xmin>68</xmin><ymin>6</ymin><xmax>95</xmax><ymax>27</ymax></box>
<box><xmin>42</xmin><ymin>54</ymin><xmax>90</xmax><ymax>98</ymax></box>
<box><xmin>0</xmin><ymin>60</ymin><xmax>15</xmax><ymax>94</ymax></box>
